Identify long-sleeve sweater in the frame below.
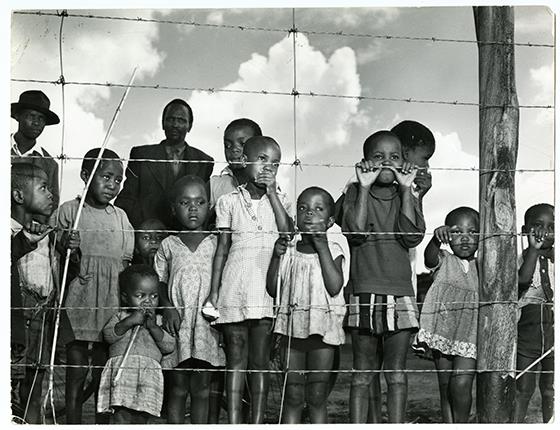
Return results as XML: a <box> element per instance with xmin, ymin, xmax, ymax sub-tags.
<box><xmin>342</xmin><ymin>182</ymin><xmax>425</xmax><ymax>297</ymax></box>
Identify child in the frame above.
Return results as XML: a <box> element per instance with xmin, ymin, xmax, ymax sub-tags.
<box><xmin>515</xmin><ymin>203</ymin><xmax>554</xmax><ymax>423</ymax></box>
<box><xmin>209</xmin><ymin>118</ymin><xmax>263</xmax><ymax>208</ymax></box>
<box><xmin>205</xmin><ymin>136</ymin><xmax>293</xmax><ymax>424</ymax></box>
<box><xmin>342</xmin><ymin>130</ymin><xmax>425</xmax><ymax>423</ymax></box>
<box><xmin>97</xmin><ymin>264</ymin><xmax>175</xmax><ymax>423</ymax></box>
<box><xmin>10</xmin><ymin>163</ymin><xmax>73</xmax><ymax>423</ymax></box>
<box><xmin>267</xmin><ymin>187</ymin><xmax>345</xmax><ymax>423</ymax></box>
<box><xmin>414</xmin><ymin>207</ymin><xmax>480</xmax><ymax>423</ymax></box>
<box><xmin>154</xmin><ymin>175</ymin><xmax>225</xmax><ymax>424</ymax></box>
<box><xmin>57</xmin><ymin>148</ymin><xmax>134</xmax><ymax>424</ymax></box>
<box><xmin>132</xmin><ymin>218</ymin><xmax>168</xmax><ymax>266</ymax></box>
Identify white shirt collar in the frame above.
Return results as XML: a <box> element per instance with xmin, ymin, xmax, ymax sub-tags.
<box><xmin>11</xmin><ymin>133</ymin><xmax>45</xmax><ymax>157</ymax></box>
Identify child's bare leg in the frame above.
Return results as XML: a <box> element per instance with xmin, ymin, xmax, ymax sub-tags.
<box><xmin>349</xmin><ymin>329</ymin><xmax>379</xmax><ymax>423</ymax></box>
<box><xmin>189</xmin><ymin>368</ymin><xmax>211</xmax><ymax>423</ymax></box>
<box><xmin>306</xmin><ymin>342</ymin><xmax>335</xmax><ymax>423</ymax></box>
<box><xmin>433</xmin><ymin>351</ymin><xmax>453</xmax><ymax>423</ymax></box>
<box><xmin>539</xmin><ymin>356</ymin><xmax>554</xmax><ymax>423</ymax></box>
<box><xmin>367</xmin><ymin>341</ymin><xmax>384</xmax><ymax>423</ymax></box>
<box><xmin>166</xmin><ymin>367</ymin><xmax>190</xmax><ymax>423</ymax></box>
<box><xmin>248</xmin><ymin>319</ymin><xmax>272</xmax><ymax>424</ymax></box>
<box><xmin>112</xmin><ymin>406</ymin><xmax>134</xmax><ymax>424</ymax></box>
<box><xmin>65</xmin><ymin>340</ymin><xmax>89</xmax><ymax>424</ymax></box>
<box><xmin>223</xmin><ymin>322</ymin><xmax>249</xmax><ymax>424</ymax></box>
<box><xmin>208</xmin><ymin>368</ymin><xmax>225</xmax><ymax>423</ymax></box>
<box><xmin>383</xmin><ymin>329</ymin><xmax>412</xmax><ymax>423</ymax></box>
<box><xmin>514</xmin><ymin>354</ymin><xmax>537</xmax><ymax>423</ymax></box>
<box><xmin>91</xmin><ymin>342</ymin><xmax>109</xmax><ymax>424</ymax></box>
<box><xmin>449</xmin><ymin>356</ymin><xmax>475</xmax><ymax>422</ymax></box>
<box><xmin>281</xmin><ymin>345</ymin><xmax>306</xmax><ymax>424</ymax></box>
<box><xmin>19</xmin><ymin>368</ymin><xmax>45</xmax><ymax>423</ymax></box>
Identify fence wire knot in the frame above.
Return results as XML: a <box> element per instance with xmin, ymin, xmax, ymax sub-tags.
<box><xmin>56</xmin><ymin>75</ymin><xmax>66</xmax><ymax>85</ymax></box>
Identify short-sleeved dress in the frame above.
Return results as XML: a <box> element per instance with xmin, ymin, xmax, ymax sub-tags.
<box><xmin>215</xmin><ymin>186</ymin><xmax>291</xmax><ymax>323</ymax></box>
<box><xmin>58</xmin><ymin>199</ymin><xmax>134</xmax><ymax>342</ymax></box>
<box><xmin>274</xmin><ymin>241</ymin><xmax>347</xmax><ymax>346</ymax></box>
<box><xmin>414</xmin><ymin>250</ymin><xmax>478</xmax><ymax>359</ymax></box>
<box><xmin>97</xmin><ymin>311</ymin><xmax>175</xmax><ymax>417</ymax></box>
<box><xmin>154</xmin><ymin>235</ymin><xmax>225</xmax><ymax>367</ymax></box>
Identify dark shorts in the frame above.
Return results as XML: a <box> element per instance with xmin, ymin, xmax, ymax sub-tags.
<box><xmin>517</xmin><ymin>303</ymin><xmax>554</xmax><ymax>360</ymax></box>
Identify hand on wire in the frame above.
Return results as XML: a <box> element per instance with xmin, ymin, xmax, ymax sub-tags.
<box><xmin>22</xmin><ymin>220</ymin><xmax>53</xmax><ymax>244</ymax></box>
<box><xmin>355</xmin><ymin>159</ymin><xmax>380</xmax><ymax>188</ymax></box>
<box><xmin>434</xmin><ymin>225</ymin><xmax>454</xmax><ymax>245</ymax></box>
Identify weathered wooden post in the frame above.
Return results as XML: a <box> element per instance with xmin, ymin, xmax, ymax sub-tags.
<box><xmin>473</xmin><ymin>6</ymin><xmax>519</xmax><ymax>423</ymax></box>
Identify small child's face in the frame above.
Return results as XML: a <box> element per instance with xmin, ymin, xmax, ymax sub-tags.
<box><xmin>448</xmin><ymin>213</ymin><xmax>479</xmax><ymax>259</ymax></box>
<box><xmin>84</xmin><ymin>160</ymin><xmax>124</xmax><ymax>206</ymax></box>
<box><xmin>135</xmin><ymin>221</ymin><xmax>167</xmax><ymax>264</ymax></box>
<box><xmin>124</xmin><ymin>275</ymin><xmax>159</xmax><ymax>310</ymax></box>
<box><xmin>526</xmin><ymin>208</ymin><xmax>554</xmax><ymax>249</ymax></box>
<box><xmin>365</xmin><ymin>136</ymin><xmax>403</xmax><ymax>185</ymax></box>
<box><xmin>296</xmin><ymin>191</ymin><xmax>334</xmax><ymax>233</ymax></box>
<box><xmin>173</xmin><ymin>182</ymin><xmax>209</xmax><ymax>230</ymax></box>
<box><xmin>224</xmin><ymin>126</ymin><xmax>255</xmax><ymax>170</ymax></box>
<box><xmin>404</xmin><ymin>146</ymin><xmax>433</xmax><ymax>168</ymax></box>
<box><xmin>22</xmin><ymin>171</ymin><xmax>54</xmax><ymax>217</ymax></box>
<box><xmin>245</xmin><ymin>142</ymin><xmax>281</xmax><ymax>185</ymax></box>
<box><xmin>16</xmin><ymin>108</ymin><xmax>47</xmax><ymax>140</ymax></box>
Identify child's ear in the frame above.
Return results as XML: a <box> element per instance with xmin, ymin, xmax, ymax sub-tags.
<box><xmin>120</xmin><ymin>291</ymin><xmax>128</xmax><ymax>306</ymax></box>
<box><xmin>12</xmin><ymin>189</ymin><xmax>25</xmax><ymax>205</ymax></box>
<box><xmin>80</xmin><ymin>169</ymin><xmax>90</xmax><ymax>183</ymax></box>
<box><xmin>403</xmin><ymin>149</ymin><xmax>410</xmax><ymax>161</ymax></box>
<box><xmin>326</xmin><ymin>216</ymin><xmax>335</xmax><ymax>230</ymax></box>
<box><xmin>241</xmin><ymin>153</ymin><xmax>248</xmax><ymax>168</ymax></box>
<box><xmin>521</xmin><ymin>224</ymin><xmax>528</xmax><ymax>234</ymax></box>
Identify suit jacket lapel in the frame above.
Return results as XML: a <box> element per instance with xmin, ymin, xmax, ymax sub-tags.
<box><xmin>147</xmin><ymin>143</ymin><xmax>170</xmax><ymax>191</ymax></box>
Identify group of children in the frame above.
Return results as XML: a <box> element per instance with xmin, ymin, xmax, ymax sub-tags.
<box><xmin>11</xmin><ymin>113</ymin><xmax>554</xmax><ymax>424</ymax></box>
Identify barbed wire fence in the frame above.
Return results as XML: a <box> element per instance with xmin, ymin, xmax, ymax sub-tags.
<box><xmin>10</xmin><ymin>7</ymin><xmax>554</xmax><ymax>425</ymax></box>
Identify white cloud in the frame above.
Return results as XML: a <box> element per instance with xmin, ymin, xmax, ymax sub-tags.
<box><xmin>206</xmin><ymin>11</ymin><xmax>224</xmax><ymax>25</ymax></box>
<box><xmin>355</xmin><ymin>40</ymin><xmax>388</xmax><ymax>65</ymax></box>
<box><xmin>528</xmin><ymin>64</ymin><xmax>554</xmax><ymax>126</ymax></box>
<box><xmin>310</xmin><ymin>7</ymin><xmax>400</xmax><ymax>29</ymax></box>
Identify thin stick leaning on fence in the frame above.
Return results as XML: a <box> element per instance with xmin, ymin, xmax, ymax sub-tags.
<box><xmin>113</xmin><ymin>325</ymin><xmax>141</xmax><ymax>384</ymax></box>
<box><xmin>43</xmin><ymin>67</ymin><xmax>138</xmax><ymax>423</ymax></box>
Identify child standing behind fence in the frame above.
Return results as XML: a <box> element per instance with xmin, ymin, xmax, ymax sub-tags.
<box><xmin>515</xmin><ymin>203</ymin><xmax>554</xmax><ymax>423</ymax></box>
<box><xmin>205</xmin><ymin>136</ymin><xmax>293</xmax><ymax>424</ymax></box>
<box><xmin>267</xmin><ymin>187</ymin><xmax>345</xmax><ymax>423</ymax></box>
<box><xmin>57</xmin><ymin>148</ymin><xmax>134</xmax><ymax>424</ymax></box>
<box><xmin>342</xmin><ymin>131</ymin><xmax>425</xmax><ymax>423</ymax></box>
<box><xmin>413</xmin><ymin>207</ymin><xmax>480</xmax><ymax>423</ymax></box>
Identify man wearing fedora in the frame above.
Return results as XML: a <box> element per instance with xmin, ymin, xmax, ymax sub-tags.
<box><xmin>11</xmin><ymin>90</ymin><xmax>61</xmax><ymax>217</ymax></box>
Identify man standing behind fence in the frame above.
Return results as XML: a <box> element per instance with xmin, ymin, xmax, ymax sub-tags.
<box><xmin>116</xmin><ymin>99</ymin><xmax>214</xmax><ymax>228</ymax></box>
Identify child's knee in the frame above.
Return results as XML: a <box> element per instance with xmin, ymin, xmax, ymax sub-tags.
<box><xmin>352</xmin><ymin>371</ymin><xmax>374</xmax><ymax>388</ymax></box>
<box><xmin>385</xmin><ymin>371</ymin><xmax>407</xmax><ymax>387</ymax></box>
<box><xmin>516</xmin><ymin>376</ymin><xmax>536</xmax><ymax>396</ymax></box>
<box><xmin>539</xmin><ymin>380</ymin><xmax>554</xmax><ymax>400</ymax></box>
<box><xmin>286</xmin><ymin>382</ymin><xmax>305</xmax><ymax>407</ymax></box>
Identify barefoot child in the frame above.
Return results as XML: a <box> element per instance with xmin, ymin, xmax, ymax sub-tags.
<box><xmin>342</xmin><ymin>131</ymin><xmax>425</xmax><ymax>423</ymax></box>
<box><xmin>515</xmin><ymin>203</ymin><xmax>554</xmax><ymax>423</ymax></box>
<box><xmin>205</xmin><ymin>136</ymin><xmax>293</xmax><ymax>423</ymax></box>
<box><xmin>414</xmin><ymin>207</ymin><xmax>480</xmax><ymax>423</ymax></box>
<box><xmin>97</xmin><ymin>264</ymin><xmax>174</xmax><ymax>423</ymax></box>
<box><xmin>57</xmin><ymin>148</ymin><xmax>134</xmax><ymax>424</ymax></box>
<box><xmin>154</xmin><ymin>175</ymin><xmax>225</xmax><ymax>423</ymax></box>
<box><xmin>132</xmin><ymin>218</ymin><xmax>168</xmax><ymax>266</ymax></box>
<box><xmin>267</xmin><ymin>187</ymin><xmax>345</xmax><ymax>423</ymax></box>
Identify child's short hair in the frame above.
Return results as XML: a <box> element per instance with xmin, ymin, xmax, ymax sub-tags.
<box><xmin>391</xmin><ymin>120</ymin><xmax>435</xmax><ymax>153</ymax></box>
<box><xmin>243</xmin><ymin>136</ymin><xmax>280</xmax><ymax>156</ymax></box>
<box><xmin>81</xmin><ymin>148</ymin><xmax>121</xmax><ymax>175</ymax></box>
<box><xmin>363</xmin><ymin>130</ymin><xmax>400</xmax><ymax>158</ymax></box>
<box><xmin>524</xmin><ymin>203</ymin><xmax>554</xmax><ymax>226</ymax></box>
<box><xmin>11</xmin><ymin>163</ymin><xmax>47</xmax><ymax>192</ymax></box>
<box><xmin>445</xmin><ymin>206</ymin><xmax>480</xmax><ymax>227</ymax></box>
<box><xmin>225</xmin><ymin>118</ymin><xmax>263</xmax><ymax>137</ymax></box>
<box><xmin>119</xmin><ymin>264</ymin><xmax>159</xmax><ymax>295</ymax></box>
<box><xmin>162</xmin><ymin>98</ymin><xmax>193</xmax><ymax>131</ymax></box>
<box><xmin>298</xmin><ymin>186</ymin><xmax>336</xmax><ymax>217</ymax></box>
<box><xmin>169</xmin><ymin>174</ymin><xmax>210</xmax><ymax>203</ymax></box>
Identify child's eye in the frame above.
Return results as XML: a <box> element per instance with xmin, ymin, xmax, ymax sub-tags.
<box><xmin>141</xmin><ymin>235</ymin><xmax>150</xmax><ymax>241</ymax></box>
<box><xmin>115</xmin><ymin>178</ymin><xmax>123</xmax><ymax>185</ymax></box>
<box><xmin>273</xmin><ymin>162</ymin><xmax>280</xmax><ymax>168</ymax></box>
<box><xmin>391</xmin><ymin>154</ymin><xmax>400</xmax><ymax>160</ymax></box>
<box><xmin>297</xmin><ymin>206</ymin><xmax>306</xmax><ymax>212</ymax></box>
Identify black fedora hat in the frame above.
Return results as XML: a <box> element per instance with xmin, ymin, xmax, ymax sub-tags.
<box><xmin>11</xmin><ymin>90</ymin><xmax>60</xmax><ymax>126</ymax></box>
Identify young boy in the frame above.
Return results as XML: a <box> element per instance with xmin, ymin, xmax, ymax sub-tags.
<box><xmin>515</xmin><ymin>203</ymin><xmax>554</xmax><ymax>423</ymax></box>
<box><xmin>10</xmin><ymin>163</ymin><xmax>79</xmax><ymax>423</ymax></box>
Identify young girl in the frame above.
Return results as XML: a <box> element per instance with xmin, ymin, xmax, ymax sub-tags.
<box><xmin>205</xmin><ymin>136</ymin><xmax>293</xmax><ymax>424</ymax></box>
<box><xmin>57</xmin><ymin>148</ymin><xmax>134</xmax><ymax>424</ymax></box>
<box><xmin>131</xmin><ymin>218</ymin><xmax>168</xmax><ymax>266</ymax></box>
<box><xmin>97</xmin><ymin>264</ymin><xmax>174</xmax><ymax>423</ymax></box>
<box><xmin>267</xmin><ymin>187</ymin><xmax>345</xmax><ymax>423</ymax></box>
<box><xmin>342</xmin><ymin>131</ymin><xmax>424</xmax><ymax>423</ymax></box>
<box><xmin>414</xmin><ymin>207</ymin><xmax>480</xmax><ymax>423</ymax></box>
<box><xmin>154</xmin><ymin>175</ymin><xmax>225</xmax><ymax>424</ymax></box>
<box><xmin>515</xmin><ymin>203</ymin><xmax>554</xmax><ymax>423</ymax></box>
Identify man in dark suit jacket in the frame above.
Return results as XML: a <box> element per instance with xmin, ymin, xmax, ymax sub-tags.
<box><xmin>115</xmin><ymin>99</ymin><xmax>214</xmax><ymax>228</ymax></box>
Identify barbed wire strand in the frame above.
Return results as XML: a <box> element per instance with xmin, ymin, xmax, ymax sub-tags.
<box><xmin>10</xmin><ymin>77</ymin><xmax>554</xmax><ymax>110</ymax></box>
<box><xmin>12</xmin><ymin>10</ymin><xmax>554</xmax><ymax>48</ymax></box>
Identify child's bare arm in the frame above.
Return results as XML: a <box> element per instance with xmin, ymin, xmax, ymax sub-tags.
<box><xmin>268</xmin><ymin>191</ymin><xmax>294</xmax><ymax>234</ymax></box>
<box><xmin>205</xmin><ymin>231</ymin><xmax>232</xmax><ymax>306</ymax></box>
<box><xmin>317</xmin><ymin>250</ymin><xmax>344</xmax><ymax>297</ymax></box>
<box><xmin>158</xmin><ymin>281</ymin><xmax>181</xmax><ymax>337</ymax></box>
<box><xmin>425</xmin><ymin>226</ymin><xmax>447</xmax><ymax>269</ymax></box>
<box><xmin>113</xmin><ymin>310</ymin><xmax>144</xmax><ymax>336</ymax></box>
<box><xmin>518</xmin><ymin>228</ymin><xmax>545</xmax><ymax>290</ymax></box>
<box><xmin>266</xmin><ymin>236</ymin><xmax>288</xmax><ymax>297</ymax></box>
<box><xmin>345</xmin><ymin>160</ymin><xmax>379</xmax><ymax>232</ymax></box>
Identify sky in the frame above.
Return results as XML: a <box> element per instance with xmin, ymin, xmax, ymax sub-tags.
<box><xmin>8</xmin><ymin>3</ymin><xmax>555</xmax><ymax>274</ymax></box>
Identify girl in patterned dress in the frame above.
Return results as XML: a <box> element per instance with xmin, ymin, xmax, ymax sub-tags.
<box><xmin>267</xmin><ymin>187</ymin><xmax>345</xmax><ymax>423</ymax></box>
<box><xmin>154</xmin><ymin>175</ymin><xmax>225</xmax><ymax>423</ymax></box>
<box><xmin>97</xmin><ymin>264</ymin><xmax>175</xmax><ymax>423</ymax></box>
<box><xmin>413</xmin><ymin>207</ymin><xmax>480</xmax><ymax>423</ymax></box>
<box><xmin>57</xmin><ymin>148</ymin><xmax>134</xmax><ymax>424</ymax></box>
<box><xmin>204</xmin><ymin>136</ymin><xmax>293</xmax><ymax>424</ymax></box>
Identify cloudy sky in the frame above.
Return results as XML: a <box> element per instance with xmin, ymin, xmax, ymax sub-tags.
<box><xmin>9</xmin><ymin>3</ymin><xmax>555</xmax><ymax>273</ymax></box>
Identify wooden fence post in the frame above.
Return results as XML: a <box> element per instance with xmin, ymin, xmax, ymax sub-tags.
<box><xmin>473</xmin><ymin>6</ymin><xmax>519</xmax><ymax>423</ymax></box>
